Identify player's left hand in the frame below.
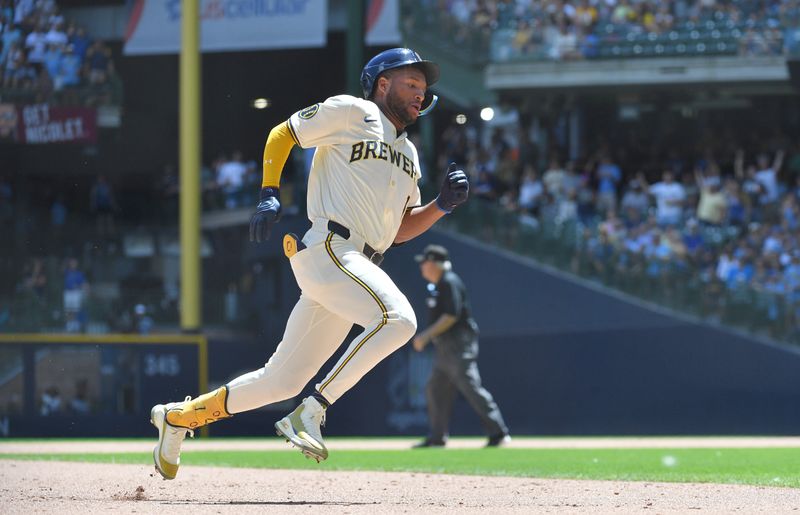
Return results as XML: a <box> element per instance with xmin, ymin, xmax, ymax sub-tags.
<box><xmin>249</xmin><ymin>187</ymin><xmax>282</xmax><ymax>242</ymax></box>
<box><xmin>412</xmin><ymin>334</ymin><xmax>429</xmax><ymax>352</ymax></box>
<box><xmin>435</xmin><ymin>162</ymin><xmax>469</xmax><ymax>213</ymax></box>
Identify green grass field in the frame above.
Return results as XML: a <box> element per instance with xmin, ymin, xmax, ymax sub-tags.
<box><xmin>2</xmin><ymin>444</ymin><xmax>798</xmax><ymax>488</ymax></box>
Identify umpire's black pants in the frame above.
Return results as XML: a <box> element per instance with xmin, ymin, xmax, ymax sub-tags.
<box><xmin>426</xmin><ymin>347</ymin><xmax>508</xmax><ymax>442</ymax></box>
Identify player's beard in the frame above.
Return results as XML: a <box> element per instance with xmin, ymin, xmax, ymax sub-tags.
<box><xmin>386</xmin><ymin>89</ymin><xmax>418</xmax><ymax>127</ymax></box>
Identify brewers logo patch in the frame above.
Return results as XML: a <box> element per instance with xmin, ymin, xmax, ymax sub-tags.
<box><xmin>298</xmin><ymin>104</ymin><xmax>320</xmax><ymax>120</ymax></box>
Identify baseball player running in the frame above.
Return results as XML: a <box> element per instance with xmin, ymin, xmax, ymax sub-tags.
<box><xmin>149</xmin><ymin>48</ymin><xmax>470</xmax><ymax>479</ymax></box>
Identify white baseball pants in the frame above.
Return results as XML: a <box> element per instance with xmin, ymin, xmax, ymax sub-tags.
<box><xmin>225</xmin><ymin>222</ymin><xmax>417</xmax><ymax>413</ymax></box>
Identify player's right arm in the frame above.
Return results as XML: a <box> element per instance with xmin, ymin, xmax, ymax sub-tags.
<box><xmin>249</xmin><ymin>121</ymin><xmax>296</xmax><ymax>242</ymax></box>
<box><xmin>250</xmin><ymin>95</ymin><xmax>363</xmax><ymax>242</ymax></box>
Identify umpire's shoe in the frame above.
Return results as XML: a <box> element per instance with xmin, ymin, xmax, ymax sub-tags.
<box><xmin>275</xmin><ymin>397</ymin><xmax>328</xmax><ymax>462</ymax></box>
<box><xmin>150</xmin><ymin>386</ymin><xmax>232</xmax><ymax>479</ymax></box>
<box><xmin>412</xmin><ymin>438</ymin><xmax>446</xmax><ymax>448</ymax></box>
<box><xmin>486</xmin><ymin>433</ymin><xmax>512</xmax><ymax>448</ymax></box>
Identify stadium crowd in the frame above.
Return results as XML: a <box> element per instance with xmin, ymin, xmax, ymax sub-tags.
<box><xmin>435</xmin><ymin>114</ymin><xmax>800</xmax><ymax>339</ymax></box>
<box><xmin>407</xmin><ymin>0</ymin><xmax>800</xmax><ymax>60</ymax></box>
<box><xmin>0</xmin><ymin>0</ymin><xmax>116</xmax><ymax>103</ymax></box>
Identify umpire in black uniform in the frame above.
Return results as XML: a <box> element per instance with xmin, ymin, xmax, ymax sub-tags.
<box><xmin>412</xmin><ymin>244</ymin><xmax>510</xmax><ymax>447</ymax></box>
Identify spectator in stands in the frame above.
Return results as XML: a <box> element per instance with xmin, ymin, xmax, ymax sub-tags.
<box><xmin>56</xmin><ymin>43</ymin><xmax>81</xmax><ymax>89</ymax></box>
<box><xmin>21</xmin><ymin>257</ymin><xmax>47</xmax><ymax>300</ymax></box>
<box><xmin>38</xmin><ymin>0</ymin><xmax>58</xmax><ymax>17</ymax></box>
<box><xmin>781</xmin><ymin>194</ymin><xmax>799</xmax><ymax>230</ymax></box>
<box><xmin>1</xmin><ymin>19</ymin><xmax>22</xmax><ymax>67</ymax></box>
<box><xmin>724</xmin><ymin>178</ymin><xmax>749</xmax><ymax>226</ymax></box>
<box><xmin>0</xmin><ymin>1</ymin><xmax>12</xmax><ymax>23</ymax></box>
<box><xmin>16</xmin><ymin>47</ymin><xmax>36</xmax><ymax>89</ymax></box>
<box><xmin>543</xmin><ymin>158</ymin><xmax>568</xmax><ymax>198</ymax></box>
<box><xmin>556</xmin><ymin>189</ymin><xmax>579</xmax><ymax>225</ymax></box>
<box><xmin>725</xmin><ymin>251</ymin><xmax>756</xmax><ymax>291</ymax></box>
<box><xmin>44</xmin><ymin>20</ymin><xmax>66</xmax><ymax>47</ymax></box>
<box><xmin>549</xmin><ymin>21</ymin><xmax>582</xmax><ymax>60</ymax></box>
<box><xmin>641</xmin><ymin>170</ymin><xmax>686</xmax><ymax>227</ymax></box>
<box><xmin>14</xmin><ymin>0</ymin><xmax>35</xmax><ymax>27</ymax></box>
<box><xmin>735</xmin><ymin>149</ymin><xmax>764</xmax><ymax>220</ymax></box>
<box><xmin>86</xmin><ymin>39</ymin><xmax>112</xmax><ymax>85</ymax></box>
<box><xmin>69</xmin><ymin>378</ymin><xmax>91</xmax><ymax>414</ymax></box>
<box><xmin>612</xmin><ymin>0</ymin><xmax>635</xmax><ymax>24</ymax></box>
<box><xmin>740</xmin><ymin>27</ymin><xmax>771</xmax><ymax>56</ymax></box>
<box><xmin>67</xmin><ymin>25</ymin><xmax>90</xmax><ymax>61</ymax></box>
<box><xmin>695</xmin><ymin>168</ymin><xmax>728</xmax><ymax>226</ymax></box>
<box><xmin>133</xmin><ymin>303</ymin><xmax>154</xmax><ymax>335</ymax></box>
<box><xmin>490</xmin><ymin>148</ymin><xmax>515</xmax><ymax>197</ymax></box>
<box><xmin>63</xmin><ymin>257</ymin><xmax>87</xmax><ymax>317</ymax></box>
<box><xmin>755</xmin><ymin>149</ymin><xmax>784</xmax><ymax>221</ymax></box>
<box><xmin>681</xmin><ymin>171</ymin><xmax>699</xmax><ymax>216</ymax></box>
<box><xmin>23</xmin><ymin>21</ymin><xmax>46</xmax><ymax>72</ymax></box>
<box><xmin>683</xmin><ymin>219</ymin><xmax>706</xmax><ymax>259</ymax></box>
<box><xmin>46</xmin><ymin>5</ymin><xmax>64</xmax><ymax>29</ymax></box>
<box><xmin>42</xmin><ymin>41</ymin><xmax>60</xmax><ymax>84</ymax></box>
<box><xmin>473</xmin><ymin>167</ymin><xmax>499</xmax><ymax>202</ymax></box>
<box><xmin>512</xmin><ymin>18</ymin><xmax>537</xmax><ymax>55</ymax></box>
<box><xmin>195</xmin><ymin>161</ymin><xmax>222</xmax><ymax>210</ymax></box>
<box><xmin>39</xmin><ymin>386</ymin><xmax>63</xmax><ymax>416</ymax></box>
<box><xmin>588</xmin><ymin>226</ymin><xmax>616</xmax><ymax>279</ymax></box>
<box><xmin>596</xmin><ymin>155</ymin><xmax>622</xmax><ymax>214</ymax></box>
<box><xmin>2</xmin><ymin>41</ymin><xmax>23</xmax><ymax>88</ymax></box>
<box><xmin>216</xmin><ymin>150</ymin><xmax>248</xmax><ymax>208</ymax></box>
<box><xmin>620</xmin><ymin>178</ymin><xmax>650</xmax><ymax>225</ymax></box>
<box><xmin>90</xmin><ymin>174</ymin><xmax>117</xmax><ymax>237</ymax></box>
<box><xmin>654</xmin><ymin>4</ymin><xmax>675</xmax><ymax>31</ymax></box>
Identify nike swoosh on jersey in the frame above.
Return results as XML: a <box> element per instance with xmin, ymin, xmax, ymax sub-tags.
<box><xmin>364</xmin><ymin>116</ymin><xmax>377</xmax><ymax>123</ymax></box>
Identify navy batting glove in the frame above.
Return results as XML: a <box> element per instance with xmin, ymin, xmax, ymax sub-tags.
<box><xmin>249</xmin><ymin>187</ymin><xmax>282</xmax><ymax>243</ymax></box>
<box><xmin>435</xmin><ymin>162</ymin><xmax>469</xmax><ymax>213</ymax></box>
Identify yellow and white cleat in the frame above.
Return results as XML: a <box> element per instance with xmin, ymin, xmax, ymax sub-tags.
<box><xmin>150</xmin><ymin>397</ymin><xmax>194</xmax><ymax>480</ymax></box>
<box><xmin>149</xmin><ymin>386</ymin><xmax>232</xmax><ymax>479</ymax></box>
<box><xmin>275</xmin><ymin>397</ymin><xmax>328</xmax><ymax>463</ymax></box>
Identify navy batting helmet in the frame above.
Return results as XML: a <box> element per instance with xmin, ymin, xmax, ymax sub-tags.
<box><xmin>360</xmin><ymin>48</ymin><xmax>440</xmax><ymax>116</ymax></box>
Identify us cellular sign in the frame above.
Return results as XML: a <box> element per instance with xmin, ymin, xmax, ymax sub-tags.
<box><xmin>124</xmin><ymin>0</ymin><xmax>327</xmax><ymax>55</ymax></box>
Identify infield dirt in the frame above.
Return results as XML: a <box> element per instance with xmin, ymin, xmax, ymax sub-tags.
<box><xmin>2</xmin><ymin>438</ymin><xmax>799</xmax><ymax>513</ymax></box>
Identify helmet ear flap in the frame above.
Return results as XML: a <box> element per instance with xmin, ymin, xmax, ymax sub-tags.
<box><xmin>419</xmin><ymin>93</ymin><xmax>438</xmax><ymax>117</ymax></box>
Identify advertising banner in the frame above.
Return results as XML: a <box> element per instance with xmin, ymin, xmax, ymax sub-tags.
<box><xmin>16</xmin><ymin>104</ymin><xmax>97</xmax><ymax>145</ymax></box>
<box><xmin>124</xmin><ymin>0</ymin><xmax>328</xmax><ymax>55</ymax></box>
<box><xmin>365</xmin><ymin>0</ymin><xmax>401</xmax><ymax>46</ymax></box>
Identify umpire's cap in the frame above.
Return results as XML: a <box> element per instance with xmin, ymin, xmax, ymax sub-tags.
<box><xmin>360</xmin><ymin>48</ymin><xmax>440</xmax><ymax>116</ymax></box>
<box><xmin>415</xmin><ymin>244</ymin><xmax>449</xmax><ymax>263</ymax></box>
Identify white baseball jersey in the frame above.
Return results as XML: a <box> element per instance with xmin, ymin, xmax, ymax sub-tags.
<box><xmin>288</xmin><ymin>95</ymin><xmax>422</xmax><ymax>253</ymax></box>
<box><xmin>226</xmin><ymin>94</ymin><xmax>424</xmax><ymax>412</ymax></box>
